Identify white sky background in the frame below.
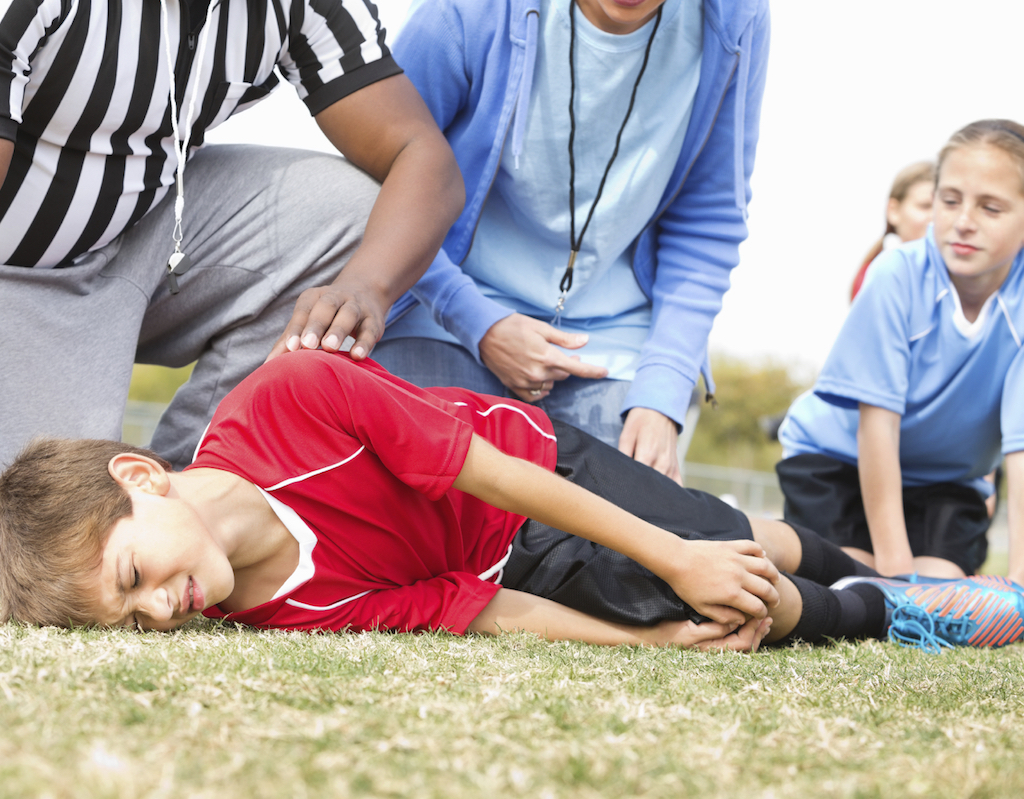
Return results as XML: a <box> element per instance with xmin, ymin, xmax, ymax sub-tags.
<box><xmin>207</xmin><ymin>0</ymin><xmax>1024</xmax><ymax>376</ymax></box>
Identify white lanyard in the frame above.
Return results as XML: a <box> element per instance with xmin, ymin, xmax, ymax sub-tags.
<box><xmin>158</xmin><ymin>0</ymin><xmax>217</xmax><ymax>293</ymax></box>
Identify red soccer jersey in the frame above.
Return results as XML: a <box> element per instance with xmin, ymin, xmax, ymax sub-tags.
<box><xmin>191</xmin><ymin>351</ymin><xmax>557</xmax><ymax>634</ymax></box>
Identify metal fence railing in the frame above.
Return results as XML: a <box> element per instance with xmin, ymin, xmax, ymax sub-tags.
<box><xmin>681</xmin><ymin>461</ymin><xmax>784</xmax><ymax>518</ymax></box>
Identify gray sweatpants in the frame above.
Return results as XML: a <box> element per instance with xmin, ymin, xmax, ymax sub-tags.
<box><xmin>0</xmin><ymin>145</ymin><xmax>379</xmax><ymax>470</ymax></box>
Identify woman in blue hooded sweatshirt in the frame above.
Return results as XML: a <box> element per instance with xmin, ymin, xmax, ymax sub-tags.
<box><xmin>372</xmin><ymin>0</ymin><xmax>769</xmax><ymax>483</ymax></box>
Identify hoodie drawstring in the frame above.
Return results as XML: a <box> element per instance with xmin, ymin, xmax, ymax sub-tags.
<box><xmin>732</xmin><ymin>22</ymin><xmax>750</xmax><ymax>219</ymax></box>
<box><xmin>511</xmin><ymin>9</ymin><xmax>539</xmax><ymax>170</ymax></box>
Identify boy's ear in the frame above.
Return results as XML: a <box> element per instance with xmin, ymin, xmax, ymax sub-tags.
<box><xmin>107</xmin><ymin>454</ymin><xmax>172</xmax><ymax>496</ymax></box>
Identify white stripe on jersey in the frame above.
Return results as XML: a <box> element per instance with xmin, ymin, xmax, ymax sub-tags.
<box><xmin>264</xmin><ymin>445</ymin><xmax>366</xmax><ymax>492</ymax></box>
<box><xmin>474</xmin><ymin>403</ymin><xmax>559</xmax><ymax>442</ymax></box>
<box><xmin>998</xmin><ymin>295</ymin><xmax>1023</xmax><ymax>348</ymax></box>
<box><xmin>285</xmin><ymin>591</ymin><xmax>372</xmax><ymax>612</ymax></box>
<box><xmin>282</xmin><ymin>549</ymin><xmax>515</xmax><ymax>614</ymax></box>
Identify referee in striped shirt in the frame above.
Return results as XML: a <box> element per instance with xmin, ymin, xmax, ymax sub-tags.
<box><xmin>0</xmin><ymin>0</ymin><xmax>464</xmax><ymax>470</ymax></box>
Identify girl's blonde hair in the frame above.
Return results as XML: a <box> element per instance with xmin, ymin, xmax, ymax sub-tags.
<box><xmin>938</xmin><ymin>119</ymin><xmax>1024</xmax><ymax>191</ymax></box>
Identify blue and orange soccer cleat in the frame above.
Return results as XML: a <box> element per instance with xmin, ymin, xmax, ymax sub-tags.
<box><xmin>833</xmin><ymin>575</ymin><xmax>1024</xmax><ymax>653</ymax></box>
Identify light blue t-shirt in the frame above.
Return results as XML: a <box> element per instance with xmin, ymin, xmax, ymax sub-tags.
<box><xmin>780</xmin><ymin>231</ymin><xmax>1024</xmax><ymax>495</ymax></box>
<box><xmin>387</xmin><ymin>0</ymin><xmax>703</xmax><ymax>381</ymax></box>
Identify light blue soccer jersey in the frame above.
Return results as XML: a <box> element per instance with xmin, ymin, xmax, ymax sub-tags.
<box><xmin>780</xmin><ymin>230</ymin><xmax>1024</xmax><ymax>495</ymax></box>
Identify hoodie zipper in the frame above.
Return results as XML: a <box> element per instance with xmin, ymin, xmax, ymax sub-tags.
<box><xmin>636</xmin><ymin>52</ymin><xmax>739</xmax><ymax>260</ymax></box>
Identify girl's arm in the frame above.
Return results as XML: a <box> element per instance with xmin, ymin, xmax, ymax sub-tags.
<box><xmin>467</xmin><ymin>588</ymin><xmax>770</xmax><ymax>651</ymax></box>
<box><xmin>452</xmin><ymin>434</ymin><xmax>780</xmax><ymax>626</ymax></box>
<box><xmin>858</xmin><ymin>403</ymin><xmax>914</xmax><ymax>576</ymax></box>
<box><xmin>1005</xmin><ymin>451</ymin><xmax>1024</xmax><ymax>584</ymax></box>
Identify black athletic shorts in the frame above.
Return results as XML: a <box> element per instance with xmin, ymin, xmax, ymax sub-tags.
<box><xmin>501</xmin><ymin>419</ymin><xmax>753</xmax><ymax>627</ymax></box>
<box><xmin>776</xmin><ymin>453</ymin><xmax>990</xmax><ymax>575</ymax></box>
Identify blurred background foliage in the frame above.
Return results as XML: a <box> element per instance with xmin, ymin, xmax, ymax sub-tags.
<box><xmin>128</xmin><ymin>363</ymin><xmax>195</xmax><ymax>403</ymax></box>
<box><xmin>685</xmin><ymin>356</ymin><xmax>810</xmax><ymax>471</ymax></box>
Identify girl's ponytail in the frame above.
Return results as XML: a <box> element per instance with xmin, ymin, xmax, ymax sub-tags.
<box><xmin>852</xmin><ymin>161</ymin><xmax>935</xmax><ymax>300</ymax></box>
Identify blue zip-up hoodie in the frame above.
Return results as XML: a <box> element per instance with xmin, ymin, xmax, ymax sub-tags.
<box><xmin>388</xmin><ymin>0</ymin><xmax>770</xmax><ymax>425</ymax></box>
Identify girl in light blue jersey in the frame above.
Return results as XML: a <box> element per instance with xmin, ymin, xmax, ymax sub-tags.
<box><xmin>777</xmin><ymin>120</ymin><xmax>1024</xmax><ymax>584</ymax></box>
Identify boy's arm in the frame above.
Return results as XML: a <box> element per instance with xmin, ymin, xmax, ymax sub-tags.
<box><xmin>1005</xmin><ymin>451</ymin><xmax>1024</xmax><ymax>584</ymax></box>
<box><xmin>467</xmin><ymin>588</ymin><xmax>771</xmax><ymax>651</ymax></box>
<box><xmin>267</xmin><ymin>74</ymin><xmax>464</xmax><ymax>361</ymax></box>
<box><xmin>858</xmin><ymin>403</ymin><xmax>914</xmax><ymax>576</ymax></box>
<box><xmin>452</xmin><ymin>435</ymin><xmax>780</xmax><ymax>626</ymax></box>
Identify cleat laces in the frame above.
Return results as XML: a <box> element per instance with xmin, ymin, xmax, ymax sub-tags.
<box><xmin>888</xmin><ymin>603</ymin><xmax>972</xmax><ymax>654</ymax></box>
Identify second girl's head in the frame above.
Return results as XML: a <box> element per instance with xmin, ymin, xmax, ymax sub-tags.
<box><xmin>933</xmin><ymin>119</ymin><xmax>1024</xmax><ymax>296</ymax></box>
<box><xmin>886</xmin><ymin>161</ymin><xmax>936</xmax><ymax>244</ymax></box>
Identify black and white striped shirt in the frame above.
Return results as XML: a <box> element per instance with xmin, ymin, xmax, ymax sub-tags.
<box><xmin>0</xmin><ymin>0</ymin><xmax>401</xmax><ymax>267</ymax></box>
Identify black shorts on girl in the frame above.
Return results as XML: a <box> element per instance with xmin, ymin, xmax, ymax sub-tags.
<box><xmin>776</xmin><ymin>453</ymin><xmax>990</xmax><ymax>575</ymax></box>
<box><xmin>502</xmin><ymin>420</ymin><xmax>754</xmax><ymax>626</ymax></box>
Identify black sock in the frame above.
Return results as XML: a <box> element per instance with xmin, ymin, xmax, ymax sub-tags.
<box><xmin>789</xmin><ymin>523</ymin><xmax>880</xmax><ymax>584</ymax></box>
<box><xmin>777</xmin><ymin>575</ymin><xmax>887</xmax><ymax>645</ymax></box>
<box><xmin>840</xmin><ymin>583</ymin><xmax>888</xmax><ymax>639</ymax></box>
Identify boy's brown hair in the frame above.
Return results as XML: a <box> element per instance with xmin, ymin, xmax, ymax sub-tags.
<box><xmin>0</xmin><ymin>438</ymin><xmax>171</xmax><ymax>627</ymax></box>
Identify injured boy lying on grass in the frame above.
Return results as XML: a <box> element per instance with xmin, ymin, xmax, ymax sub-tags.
<box><xmin>2</xmin><ymin>351</ymin><xmax>1023</xmax><ymax>653</ymax></box>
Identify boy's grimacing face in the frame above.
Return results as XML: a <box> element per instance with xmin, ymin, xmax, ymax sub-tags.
<box><xmin>91</xmin><ymin>456</ymin><xmax>234</xmax><ymax>631</ymax></box>
<box><xmin>933</xmin><ymin>143</ymin><xmax>1024</xmax><ymax>288</ymax></box>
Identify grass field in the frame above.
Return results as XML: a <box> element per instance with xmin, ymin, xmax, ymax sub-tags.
<box><xmin>2</xmin><ymin>619</ymin><xmax>1024</xmax><ymax>798</ymax></box>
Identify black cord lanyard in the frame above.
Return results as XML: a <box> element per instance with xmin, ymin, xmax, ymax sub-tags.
<box><xmin>553</xmin><ymin>1</ymin><xmax>662</xmax><ymax>323</ymax></box>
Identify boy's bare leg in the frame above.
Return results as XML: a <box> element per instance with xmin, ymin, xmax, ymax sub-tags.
<box><xmin>747</xmin><ymin>517</ymin><xmax>890</xmax><ymax>646</ymax></box>
<box><xmin>750</xmin><ymin>516</ymin><xmax>881</xmax><ymax>581</ymax></box>
<box><xmin>739</xmin><ymin>514</ymin><xmax>806</xmax><ymax>641</ymax></box>
<box><xmin>748</xmin><ymin>517</ymin><xmax>802</xmax><ymax>573</ymax></box>
<box><xmin>761</xmin><ymin>576</ymin><xmax>802</xmax><ymax>644</ymax></box>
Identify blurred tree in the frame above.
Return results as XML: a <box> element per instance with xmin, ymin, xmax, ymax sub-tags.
<box><xmin>686</xmin><ymin>356</ymin><xmax>811</xmax><ymax>471</ymax></box>
<box><xmin>128</xmin><ymin>363</ymin><xmax>195</xmax><ymax>404</ymax></box>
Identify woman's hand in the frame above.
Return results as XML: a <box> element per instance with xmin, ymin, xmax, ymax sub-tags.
<box><xmin>618</xmin><ymin>407</ymin><xmax>682</xmax><ymax>483</ymax></box>
<box><xmin>479</xmin><ymin>313</ymin><xmax>608</xmax><ymax>402</ymax></box>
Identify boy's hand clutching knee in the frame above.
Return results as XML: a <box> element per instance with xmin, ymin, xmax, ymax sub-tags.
<box><xmin>665</xmin><ymin>539</ymin><xmax>780</xmax><ymax>626</ymax></box>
